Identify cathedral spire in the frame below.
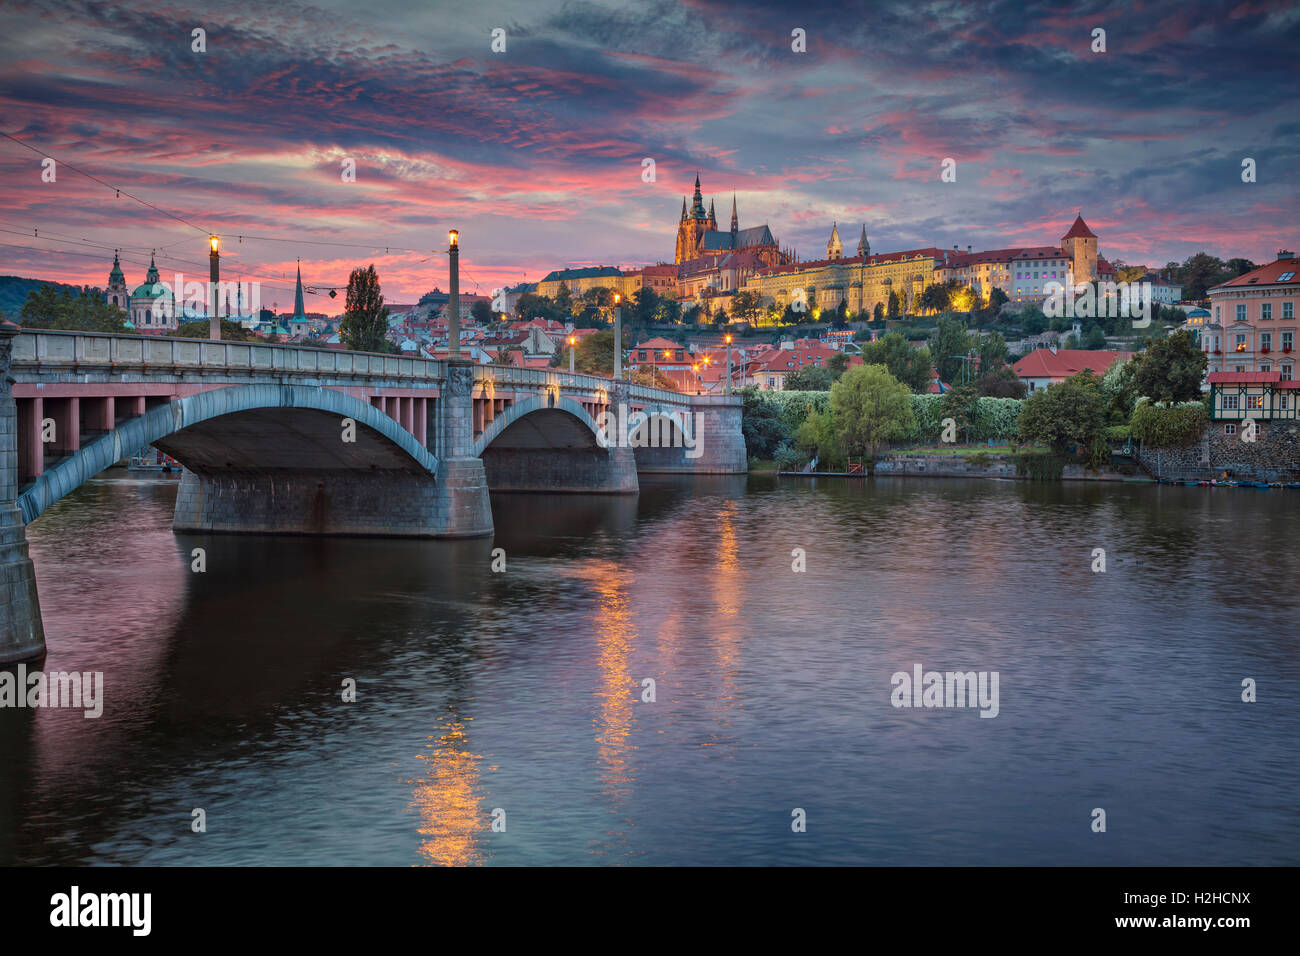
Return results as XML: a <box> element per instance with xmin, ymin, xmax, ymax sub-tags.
<box><xmin>730</xmin><ymin>194</ymin><xmax>738</xmax><ymax>233</ymax></box>
<box><xmin>857</xmin><ymin>223</ymin><xmax>869</xmax><ymax>258</ymax></box>
<box><xmin>690</xmin><ymin>173</ymin><xmax>706</xmax><ymax>217</ymax></box>
<box><xmin>681</xmin><ymin>196</ymin><xmax>687</xmax><ymax>221</ymax></box>
<box><xmin>293</xmin><ymin>260</ymin><xmax>306</xmax><ymax>320</ymax></box>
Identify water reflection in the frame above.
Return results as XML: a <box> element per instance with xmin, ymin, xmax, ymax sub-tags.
<box><xmin>410</xmin><ymin>704</ymin><xmax>485</xmax><ymax>867</ymax></box>
<box><xmin>5</xmin><ymin>473</ymin><xmax>1299</xmax><ymax>865</ymax></box>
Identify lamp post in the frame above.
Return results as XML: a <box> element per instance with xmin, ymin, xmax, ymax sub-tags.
<box><xmin>725</xmin><ymin>333</ymin><xmax>733</xmax><ymax>394</ymax></box>
<box><xmin>568</xmin><ymin>334</ymin><xmax>576</xmax><ymax>373</ymax></box>
<box><xmin>692</xmin><ymin>363</ymin><xmax>700</xmax><ymax>395</ymax></box>
<box><xmin>208</xmin><ymin>235</ymin><xmax>221</xmax><ymax>340</ymax></box>
<box><xmin>613</xmin><ymin>293</ymin><xmax>622</xmax><ymax>380</ymax></box>
<box><xmin>448</xmin><ymin>230</ymin><xmax>460</xmax><ymax>360</ymax></box>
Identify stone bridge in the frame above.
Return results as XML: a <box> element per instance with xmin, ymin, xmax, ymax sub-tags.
<box><xmin>0</xmin><ymin>325</ymin><xmax>745</xmax><ymax>662</ymax></box>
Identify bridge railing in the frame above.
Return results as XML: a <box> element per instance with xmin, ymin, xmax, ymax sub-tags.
<box><xmin>476</xmin><ymin>365</ymin><xmax>612</xmax><ymax>394</ymax></box>
<box><xmin>629</xmin><ymin>383</ymin><xmax>693</xmax><ymax>405</ymax></box>
<box><xmin>11</xmin><ymin>329</ymin><xmax>445</xmax><ymax>382</ymax></box>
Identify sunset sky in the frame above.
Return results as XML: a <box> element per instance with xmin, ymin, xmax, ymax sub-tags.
<box><xmin>1</xmin><ymin>0</ymin><xmax>1296</xmax><ymax>312</ymax></box>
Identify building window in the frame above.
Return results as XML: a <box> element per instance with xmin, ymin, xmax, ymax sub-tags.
<box><xmin>1284</xmin><ymin>302</ymin><xmax>1294</xmax><ymax>319</ymax></box>
<box><xmin>1281</xmin><ymin>394</ymin><xmax>1291</xmax><ymax>410</ymax></box>
<box><xmin>1284</xmin><ymin>332</ymin><xmax>1295</xmax><ymax>351</ymax></box>
<box><xmin>1283</xmin><ymin>365</ymin><xmax>1294</xmax><ymax>382</ymax></box>
<box><xmin>1262</xmin><ymin>333</ymin><xmax>1272</xmax><ymax>350</ymax></box>
<box><xmin>1261</xmin><ymin>303</ymin><xmax>1273</xmax><ymax>320</ymax></box>
<box><xmin>1223</xmin><ymin>394</ymin><xmax>1239</xmax><ymax>410</ymax></box>
<box><xmin>1236</xmin><ymin>304</ymin><xmax>1247</xmax><ymax>321</ymax></box>
<box><xmin>1235</xmin><ymin>334</ymin><xmax>1247</xmax><ymax>350</ymax></box>
<box><xmin>1248</xmin><ymin>395</ymin><xmax>1264</xmax><ymax>410</ymax></box>
<box><xmin>1215</xmin><ymin>306</ymin><xmax>1220</xmax><ymax>320</ymax></box>
<box><xmin>1224</xmin><ymin>423</ymin><xmax>1237</xmax><ymax>435</ymax></box>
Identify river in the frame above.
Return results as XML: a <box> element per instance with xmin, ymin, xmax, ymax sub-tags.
<box><xmin>2</xmin><ymin>473</ymin><xmax>1297</xmax><ymax>865</ymax></box>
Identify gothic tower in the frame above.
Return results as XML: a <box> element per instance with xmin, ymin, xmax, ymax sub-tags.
<box><xmin>857</xmin><ymin>224</ymin><xmax>870</xmax><ymax>258</ymax></box>
<box><xmin>827</xmin><ymin>222</ymin><xmax>842</xmax><ymax>260</ymax></box>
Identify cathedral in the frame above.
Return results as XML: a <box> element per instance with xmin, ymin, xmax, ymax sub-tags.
<box><xmin>673</xmin><ymin>174</ymin><xmax>791</xmax><ymax>268</ymax></box>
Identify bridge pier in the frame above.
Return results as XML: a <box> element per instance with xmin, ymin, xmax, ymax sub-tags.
<box><xmin>0</xmin><ymin>323</ymin><xmax>44</xmax><ymax>663</ymax></box>
<box><xmin>429</xmin><ymin>361</ymin><xmax>493</xmax><ymax>536</ymax></box>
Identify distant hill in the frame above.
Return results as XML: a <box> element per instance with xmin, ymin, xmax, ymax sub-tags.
<box><xmin>0</xmin><ymin>275</ymin><xmax>87</xmax><ymax>321</ymax></box>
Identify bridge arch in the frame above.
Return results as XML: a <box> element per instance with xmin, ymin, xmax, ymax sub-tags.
<box><xmin>473</xmin><ymin>394</ymin><xmax>637</xmax><ymax>493</ymax></box>
<box><xmin>18</xmin><ymin>384</ymin><xmax>438</xmax><ymax>524</ymax></box>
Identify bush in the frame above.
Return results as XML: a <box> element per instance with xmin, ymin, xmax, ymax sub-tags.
<box><xmin>1129</xmin><ymin>402</ymin><xmax>1208</xmax><ymax>447</ymax></box>
<box><xmin>773</xmin><ymin>442</ymin><xmax>804</xmax><ymax>471</ymax></box>
<box><xmin>1103</xmin><ymin>425</ymin><xmax>1131</xmax><ymax>441</ymax></box>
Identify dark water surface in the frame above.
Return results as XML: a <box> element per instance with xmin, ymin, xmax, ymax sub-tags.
<box><xmin>2</xmin><ymin>473</ymin><xmax>1297</xmax><ymax>865</ymax></box>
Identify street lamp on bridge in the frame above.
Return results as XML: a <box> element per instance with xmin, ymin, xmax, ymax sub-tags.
<box><xmin>208</xmin><ymin>235</ymin><xmax>221</xmax><ymax>341</ymax></box>
<box><xmin>448</xmin><ymin>230</ymin><xmax>460</xmax><ymax>360</ymax></box>
<box><xmin>612</xmin><ymin>292</ymin><xmax>622</xmax><ymax>380</ymax></box>
<box><xmin>568</xmin><ymin>334</ymin><xmax>576</xmax><ymax>373</ymax></box>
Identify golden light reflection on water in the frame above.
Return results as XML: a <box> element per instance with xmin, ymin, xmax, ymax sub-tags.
<box><xmin>709</xmin><ymin>502</ymin><xmax>743</xmax><ymax>716</ymax></box>
<box><xmin>409</xmin><ymin>706</ymin><xmax>486</xmax><ymax>867</ymax></box>
<box><xmin>591</xmin><ymin>566</ymin><xmax>636</xmax><ymax>802</ymax></box>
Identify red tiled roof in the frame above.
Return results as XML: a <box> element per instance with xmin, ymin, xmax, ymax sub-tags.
<box><xmin>1210</xmin><ymin>256</ymin><xmax>1300</xmax><ymax>291</ymax></box>
<box><xmin>1062</xmin><ymin>215</ymin><xmax>1097</xmax><ymax>239</ymax></box>
<box><xmin>632</xmin><ymin>337</ymin><xmax>686</xmax><ymax>351</ymax></box>
<box><xmin>1013</xmin><ymin>348</ymin><xmax>1133</xmax><ymax>379</ymax></box>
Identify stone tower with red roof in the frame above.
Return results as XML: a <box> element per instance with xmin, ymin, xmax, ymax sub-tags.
<box><xmin>1061</xmin><ymin>214</ymin><xmax>1098</xmax><ymax>283</ymax></box>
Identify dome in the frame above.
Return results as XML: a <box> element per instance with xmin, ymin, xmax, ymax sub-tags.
<box><xmin>131</xmin><ymin>281</ymin><xmax>173</xmax><ymax>301</ymax></box>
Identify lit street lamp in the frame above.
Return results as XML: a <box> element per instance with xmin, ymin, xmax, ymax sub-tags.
<box><xmin>448</xmin><ymin>230</ymin><xmax>460</xmax><ymax>360</ymax></box>
<box><xmin>568</xmin><ymin>334</ymin><xmax>576</xmax><ymax>373</ymax></box>
<box><xmin>724</xmin><ymin>333</ymin><xmax>733</xmax><ymax>394</ymax></box>
<box><xmin>208</xmin><ymin>235</ymin><xmax>220</xmax><ymax>340</ymax></box>
<box><xmin>612</xmin><ymin>293</ymin><xmax>622</xmax><ymax>380</ymax></box>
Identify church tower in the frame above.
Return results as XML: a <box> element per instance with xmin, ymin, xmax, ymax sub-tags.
<box><xmin>730</xmin><ymin>194</ymin><xmax>739</xmax><ymax>237</ymax></box>
<box><xmin>857</xmin><ymin>224</ymin><xmax>870</xmax><ymax>258</ymax></box>
<box><xmin>105</xmin><ymin>251</ymin><xmax>129</xmax><ymax>311</ymax></box>
<box><xmin>1061</xmin><ymin>214</ymin><xmax>1098</xmax><ymax>283</ymax></box>
<box><xmin>827</xmin><ymin>222</ymin><xmax>842</xmax><ymax>260</ymax></box>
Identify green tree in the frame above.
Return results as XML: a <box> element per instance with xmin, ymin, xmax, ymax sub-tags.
<box><xmin>988</xmin><ymin>287</ymin><xmax>1009</xmax><ymax>315</ymax></box>
<box><xmin>784</xmin><ymin>366</ymin><xmax>834</xmax><ymax>391</ymax></box>
<box><xmin>570</xmin><ymin>328</ymin><xmax>617</xmax><ymax>376</ymax></box>
<box><xmin>339</xmin><ymin>264</ymin><xmax>390</xmax><ymax>352</ymax></box>
<box><xmin>928</xmin><ymin>317</ymin><xmax>974</xmax><ymax>385</ymax></box>
<box><xmin>939</xmin><ymin>384</ymin><xmax>980</xmax><ymax>444</ymax></box>
<box><xmin>827</xmin><ymin>363</ymin><xmax>915</xmax><ymax>460</ymax></box>
<box><xmin>553</xmin><ymin>282</ymin><xmax>573</xmax><ymax>316</ymax></box>
<box><xmin>858</xmin><ymin>331</ymin><xmax>932</xmax><ymax>392</ymax></box>
<box><xmin>730</xmin><ymin>290</ymin><xmax>762</xmax><ymax>326</ymax></box>
<box><xmin>170</xmin><ymin>319</ymin><xmax>254</xmax><ymax>341</ymax></box>
<box><xmin>632</xmin><ymin>285</ymin><xmax>660</xmax><ymax>323</ymax></box>
<box><xmin>1129</xmin><ymin>330</ymin><xmax>1207</xmax><ymax>403</ymax></box>
<box><xmin>654</xmin><ymin>297</ymin><xmax>682</xmax><ymax>325</ymax></box>
<box><xmin>976</xmin><ymin>331</ymin><xmax>1009</xmax><ymax>374</ymax></box>
<box><xmin>977</xmin><ymin>364</ymin><xmax>1026</xmax><ymax>398</ymax></box>
<box><xmin>470</xmin><ymin>300</ymin><xmax>492</xmax><ymax>325</ymax></box>
<box><xmin>1017</xmin><ymin>370</ymin><xmax>1106</xmax><ymax>456</ymax></box>
<box><xmin>919</xmin><ymin>283</ymin><xmax>949</xmax><ymax>314</ymax></box>
<box><xmin>873</xmin><ymin>301</ymin><xmax>885</xmax><ymax>323</ymax></box>
<box><xmin>827</xmin><ymin>352</ymin><xmax>851</xmax><ymax>380</ymax></box>
<box><xmin>886</xmin><ymin>289</ymin><xmax>902</xmax><ymax>319</ymax></box>
<box><xmin>1082</xmin><ymin>324</ymin><xmax>1107</xmax><ymax>349</ymax></box>
<box><xmin>1019</xmin><ymin>305</ymin><xmax>1048</xmax><ymax>336</ymax></box>
<box><xmin>20</xmin><ymin>285</ymin><xmax>128</xmax><ymax>333</ymax></box>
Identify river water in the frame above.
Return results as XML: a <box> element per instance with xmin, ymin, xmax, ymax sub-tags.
<box><xmin>2</xmin><ymin>473</ymin><xmax>1297</xmax><ymax>866</ymax></box>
